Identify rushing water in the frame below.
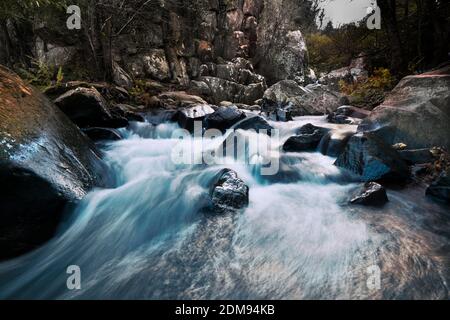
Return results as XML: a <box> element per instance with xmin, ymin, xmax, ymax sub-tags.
<box><xmin>0</xmin><ymin>116</ymin><xmax>449</xmax><ymax>299</ymax></box>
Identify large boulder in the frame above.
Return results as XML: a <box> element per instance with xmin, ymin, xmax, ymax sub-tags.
<box><xmin>334</xmin><ymin>132</ymin><xmax>410</xmax><ymax>182</ymax></box>
<box><xmin>208</xmin><ymin>168</ymin><xmax>249</xmax><ymax>214</ymax></box>
<box><xmin>262</xmin><ymin>80</ymin><xmax>341</xmax><ymax>116</ymax></box>
<box><xmin>204</xmin><ymin>106</ymin><xmax>247</xmax><ymax>133</ymax></box>
<box><xmin>234</xmin><ymin>115</ymin><xmax>274</xmax><ymax>135</ymax></box>
<box><xmin>358</xmin><ymin>67</ymin><xmax>450</xmax><ymax>150</ymax></box>
<box><xmin>176</xmin><ymin>104</ymin><xmax>215</xmax><ymax>133</ymax></box>
<box><xmin>0</xmin><ymin>66</ymin><xmax>107</xmax><ymax>260</ymax></box>
<box><xmin>257</xmin><ymin>27</ymin><xmax>308</xmax><ymax>84</ymax></box>
<box><xmin>54</xmin><ymin>87</ymin><xmax>128</xmax><ymax>128</ymax></box>
<box><xmin>350</xmin><ymin>182</ymin><xmax>389</xmax><ymax>206</ymax></box>
<box><xmin>426</xmin><ymin>169</ymin><xmax>450</xmax><ymax>203</ymax></box>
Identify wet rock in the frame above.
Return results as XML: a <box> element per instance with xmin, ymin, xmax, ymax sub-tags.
<box><xmin>82</xmin><ymin>127</ymin><xmax>123</xmax><ymax>142</ymax></box>
<box><xmin>426</xmin><ymin>169</ymin><xmax>450</xmax><ymax>203</ymax></box>
<box><xmin>234</xmin><ymin>115</ymin><xmax>274</xmax><ymax>135</ymax></box>
<box><xmin>399</xmin><ymin>149</ymin><xmax>435</xmax><ymax>165</ymax></box>
<box><xmin>334</xmin><ymin>132</ymin><xmax>410</xmax><ymax>182</ymax></box>
<box><xmin>328</xmin><ymin>106</ymin><xmax>370</xmax><ymax>124</ymax></box>
<box><xmin>176</xmin><ymin>105</ymin><xmax>215</xmax><ymax>133</ymax></box>
<box><xmin>268</xmin><ymin>108</ymin><xmax>293</xmax><ymax>122</ymax></box>
<box><xmin>204</xmin><ymin>106</ymin><xmax>247</xmax><ymax>133</ymax></box>
<box><xmin>54</xmin><ymin>87</ymin><xmax>128</xmax><ymax>128</ymax></box>
<box><xmin>209</xmin><ymin>169</ymin><xmax>249</xmax><ymax>214</ymax></box>
<box><xmin>336</xmin><ymin>105</ymin><xmax>370</xmax><ymax>119</ymax></box>
<box><xmin>350</xmin><ymin>182</ymin><xmax>388</xmax><ymax>206</ymax></box>
<box><xmin>358</xmin><ymin>67</ymin><xmax>450</xmax><ymax>150</ymax></box>
<box><xmin>283</xmin><ymin>124</ymin><xmax>329</xmax><ymax>152</ymax></box>
<box><xmin>0</xmin><ymin>66</ymin><xmax>107</xmax><ymax>260</ymax></box>
<box><xmin>320</xmin><ymin>131</ymin><xmax>354</xmax><ymax>158</ymax></box>
<box><xmin>110</xmin><ymin>104</ymin><xmax>145</xmax><ymax>122</ymax></box>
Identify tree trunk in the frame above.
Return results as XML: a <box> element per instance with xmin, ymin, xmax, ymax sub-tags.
<box><xmin>378</xmin><ymin>0</ymin><xmax>405</xmax><ymax>74</ymax></box>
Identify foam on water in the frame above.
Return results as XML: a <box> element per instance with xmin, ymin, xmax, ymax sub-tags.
<box><xmin>0</xmin><ymin>117</ymin><xmax>448</xmax><ymax>299</ymax></box>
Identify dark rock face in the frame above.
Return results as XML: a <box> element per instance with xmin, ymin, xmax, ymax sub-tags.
<box><xmin>204</xmin><ymin>107</ymin><xmax>247</xmax><ymax>133</ymax></box>
<box><xmin>209</xmin><ymin>169</ymin><xmax>249</xmax><ymax>214</ymax></box>
<box><xmin>0</xmin><ymin>66</ymin><xmax>107</xmax><ymax>260</ymax></box>
<box><xmin>358</xmin><ymin>67</ymin><xmax>450</xmax><ymax>150</ymax></box>
<box><xmin>268</xmin><ymin>108</ymin><xmax>293</xmax><ymax>122</ymax></box>
<box><xmin>110</xmin><ymin>104</ymin><xmax>145</xmax><ymax>122</ymax></box>
<box><xmin>54</xmin><ymin>87</ymin><xmax>128</xmax><ymax>129</ymax></box>
<box><xmin>334</xmin><ymin>132</ymin><xmax>410</xmax><ymax>182</ymax></box>
<box><xmin>283</xmin><ymin>134</ymin><xmax>322</xmax><ymax>152</ymax></box>
<box><xmin>176</xmin><ymin>104</ymin><xmax>215</xmax><ymax>133</ymax></box>
<box><xmin>82</xmin><ymin>127</ymin><xmax>123</xmax><ymax>142</ymax></box>
<box><xmin>320</xmin><ymin>131</ymin><xmax>354</xmax><ymax>158</ymax></box>
<box><xmin>233</xmin><ymin>115</ymin><xmax>274</xmax><ymax>135</ymax></box>
<box><xmin>350</xmin><ymin>182</ymin><xmax>388</xmax><ymax>206</ymax></box>
<box><xmin>399</xmin><ymin>149</ymin><xmax>435</xmax><ymax>165</ymax></box>
<box><xmin>426</xmin><ymin>169</ymin><xmax>450</xmax><ymax>203</ymax></box>
<box><xmin>283</xmin><ymin>124</ymin><xmax>329</xmax><ymax>152</ymax></box>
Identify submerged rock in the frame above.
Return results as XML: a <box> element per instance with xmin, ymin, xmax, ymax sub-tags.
<box><xmin>204</xmin><ymin>106</ymin><xmax>247</xmax><ymax>133</ymax></box>
<box><xmin>209</xmin><ymin>169</ymin><xmax>249</xmax><ymax>214</ymax></box>
<box><xmin>176</xmin><ymin>104</ymin><xmax>215</xmax><ymax>133</ymax></box>
<box><xmin>233</xmin><ymin>115</ymin><xmax>274</xmax><ymax>135</ymax></box>
<box><xmin>283</xmin><ymin>124</ymin><xmax>329</xmax><ymax>152</ymax></box>
<box><xmin>350</xmin><ymin>182</ymin><xmax>388</xmax><ymax>206</ymax></box>
<box><xmin>268</xmin><ymin>108</ymin><xmax>293</xmax><ymax>122</ymax></box>
<box><xmin>0</xmin><ymin>66</ymin><xmax>107</xmax><ymax>260</ymax></box>
<box><xmin>320</xmin><ymin>130</ymin><xmax>354</xmax><ymax>158</ymax></box>
<box><xmin>334</xmin><ymin>132</ymin><xmax>410</xmax><ymax>182</ymax></box>
<box><xmin>426</xmin><ymin>169</ymin><xmax>450</xmax><ymax>203</ymax></box>
<box><xmin>54</xmin><ymin>87</ymin><xmax>128</xmax><ymax>128</ymax></box>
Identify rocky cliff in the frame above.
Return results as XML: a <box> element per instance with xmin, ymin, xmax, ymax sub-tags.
<box><xmin>0</xmin><ymin>0</ymin><xmax>309</xmax><ymax>92</ymax></box>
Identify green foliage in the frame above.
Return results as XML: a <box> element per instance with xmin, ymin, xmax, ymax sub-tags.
<box><xmin>306</xmin><ymin>33</ymin><xmax>348</xmax><ymax>73</ymax></box>
<box><xmin>56</xmin><ymin>66</ymin><xmax>64</xmax><ymax>85</ymax></box>
<box><xmin>339</xmin><ymin>68</ymin><xmax>395</xmax><ymax>110</ymax></box>
<box><xmin>17</xmin><ymin>58</ymin><xmax>62</xmax><ymax>90</ymax></box>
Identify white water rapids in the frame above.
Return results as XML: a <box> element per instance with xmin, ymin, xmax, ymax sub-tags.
<box><xmin>0</xmin><ymin>116</ymin><xmax>448</xmax><ymax>299</ymax></box>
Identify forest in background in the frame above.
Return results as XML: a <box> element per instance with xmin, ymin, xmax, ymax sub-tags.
<box><xmin>0</xmin><ymin>0</ymin><xmax>449</xmax><ymax>109</ymax></box>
